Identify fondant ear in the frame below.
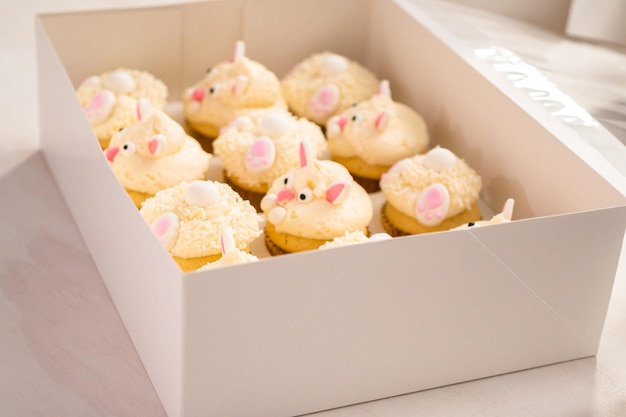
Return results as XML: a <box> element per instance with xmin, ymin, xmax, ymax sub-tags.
<box><xmin>151</xmin><ymin>212</ymin><xmax>180</xmax><ymax>250</ymax></box>
<box><xmin>299</xmin><ymin>137</ymin><xmax>316</xmax><ymax>168</ymax></box>
<box><xmin>374</xmin><ymin>110</ymin><xmax>391</xmax><ymax>131</ymax></box>
<box><xmin>231</xmin><ymin>75</ymin><xmax>249</xmax><ymax>97</ymax></box>
<box><xmin>220</xmin><ymin>228</ymin><xmax>236</xmax><ymax>255</ymax></box>
<box><xmin>230</xmin><ymin>40</ymin><xmax>246</xmax><ymax>63</ymax></box>
<box><xmin>137</xmin><ymin>98</ymin><xmax>152</xmax><ymax>121</ymax></box>
<box><xmin>501</xmin><ymin>198</ymin><xmax>515</xmax><ymax>221</ymax></box>
<box><xmin>326</xmin><ymin>180</ymin><xmax>350</xmax><ymax>204</ymax></box>
<box><xmin>84</xmin><ymin>90</ymin><xmax>116</xmax><ymax>125</ymax></box>
<box><xmin>149</xmin><ymin>134</ymin><xmax>167</xmax><ymax>156</ymax></box>
<box><xmin>378</xmin><ymin>79</ymin><xmax>391</xmax><ymax>97</ymax></box>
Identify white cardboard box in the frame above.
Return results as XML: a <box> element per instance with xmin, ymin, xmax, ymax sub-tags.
<box><xmin>36</xmin><ymin>1</ymin><xmax>626</xmax><ymax>417</ymax></box>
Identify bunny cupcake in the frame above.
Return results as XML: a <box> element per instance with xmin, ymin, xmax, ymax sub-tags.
<box><xmin>379</xmin><ymin>146</ymin><xmax>482</xmax><ymax>235</ymax></box>
<box><xmin>140</xmin><ymin>180</ymin><xmax>261</xmax><ymax>272</ymax></box>
<box><xmin>183</xmin><ymin>40</ymin><xmax>287</xmax><ymax>151</ymax></box>
<box><xmin>77</xmin><ymin>68</ymin><xmax>168</xmax><ymax>148</ymax></box>
<box><xmin>326</xmin><ymin>80</ymin><xmax>429</xmax><ymax>192</ymax></box>
<box><xmin>104</xmin><ymin>99</ymin><xmax>211</xmax><ymax>208</ymax></box>
<box><xmin>260</xmin><ymin>138</ymin><xmax>373</xmax><ymax>255</ymax></box>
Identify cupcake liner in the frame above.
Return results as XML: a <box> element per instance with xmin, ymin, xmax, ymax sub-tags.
<box><xmin>264</xmin><ymin>233</ymin><xmax>290</xmax><ymax>256</ymax></box>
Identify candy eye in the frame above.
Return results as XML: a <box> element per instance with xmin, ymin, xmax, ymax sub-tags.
<box><xmin>209</xmin><ymin>83</ymin><xmax>221</xmax><ymax>95</ymax></box>
<box><xmin>120</xmin><ymin>141</ymin><xmax>136</xmax><ymax>156</ymax></box>
<box><xmin>297</xmin><ymin>188</ymin><xmax>313</xmax><ymax>203</ymax></box>
<box><xmin>467</xmin><ymin>222</ymin><xmax>476</xmax><ymax>227</ymax></box>
<box><xmin>206</xmin><ymin>67</ymin><xmax>213</xmax><ymax>74</ymax></box>
<box><xmin>281</xmin><ymin>172</ymin><xmax>294</xmax><ymax>187</ymax></box>
<box><xmin>351</xmin><ymin>114</ymin><xmax>361</xmax><ymax>122</ymax></box>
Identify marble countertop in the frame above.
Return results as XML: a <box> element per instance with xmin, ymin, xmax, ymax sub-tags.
<box><xmin>1</xmin><ymin>1</ymin><xmax>625</xmax><ymax>416</ymax></box>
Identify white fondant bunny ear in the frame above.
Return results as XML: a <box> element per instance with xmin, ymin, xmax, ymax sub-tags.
<box><xmin>299</xmin><ymin>137</ymin><xmax>316</xmax><ymax>168</ymax></box>
<box><xmin>501</xmin><ymin>198</ymin><xmax>515</xmax><ymax>221</ymax></box>
<box><xmin>230</xmin><ymin>40</ymin><xmax>246</xmax><ymax>63</ymax></box>
<box><xmin>220</xmin><ymin>228</ymin><xmax>236</xmax><ymax>256</ymax></box>
<box><xmin>84</xmin><ymin>90</ymin><xmax>116</xmax><ymax>125</ymax></box>
<box><xmin>326</xmin><ymin>180</ymin><xmax>351</xmax><ymax>204</ymax></box>
<box><xmin>374</xmin><ymin>110</ymin><xmax>391</xmax><ymax>131</ymax></box>
<box><xmin>423</xmin><ymin>147</ymin><xmax>457</xmax><ymax>171</ymax></box>
<box><xmin>309</xmin><ymin>84</ymin><xmax>339</xmax><ymax>117</ymax></box>
<box><xmin>151</xmin><ymin>212</ymin><xmax>180</xmax><ymax>250</ymax></box>
<box><xmin>245</xmin><ymin>136</ymin><xmax>276</xmax><ymax>173</ymax></box>
<box><xmin>378</xmin><ymin>80</ymin><xmax>391</xmax><ymax>97</ymax></box>
<box><xmin>415</xmin><ymin>183</ymin><xmax>450</xmax><ymax>226</ymax></box>
<box><xmin>104</xmin><ymin>70</ymin><xmax>136</xmax><ymax>93</ymax></box>
<box><xmin>136</xmin><ymin>98</ymin><xmax>152</xmax><ymax>121</ymax></box>
<box><xmin>184</xmin><ymin>180</ymin><xmax>221</xmax><ymax>207</ymax></box>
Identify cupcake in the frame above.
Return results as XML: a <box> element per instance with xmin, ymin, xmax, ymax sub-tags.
<box><xmin>318</xmin><ymin>230</ymin><xmax>392</xmax><ymax>250</ymax></box>
<box><xmin>77</xmin><ymin>68</ymin><xmax>168</xmax><ymax>148</ymax></box>
<box><xmin>197</xmin><ymin>228</ymin><xmax>260</xmax><ymax>271</ymax></box>
<box><xmin>260</xmin><ymin>138</ymin><xmax>373</xmax><ymax>255</ymax></box>
<box><xmin>104</xmin><ymin>99</ymin><xmax>212</xmax><ymax>208</ymax></box>
<box><xmin>182</xmin><ymin>40</ymin><xmax>287</xmax><ymax>151</ymax></box>
<box><xmin>281</xmin><ymin>52</ymin><xmax>379</xmax><ymax>126</ymax></box>
<box><xmin>140</xmin><ymin>180</ymin><xmax>262</xmax><ymax>272</ymax></box>
<box><xmin>326</xmin><ymin>80</ymin><xmax>430</xmax><ymax>192</ymax></box>
<box><xmin>453</xmin><ymin>198</ymin><xmax>515</xmax><ymax>230</ymax></box>
<box><xmin>379</xmin><ymin>146</ymin><xmax>482</xmax><ymax>236</ymax></box>
<box><xmin>212</xmin><ymin>111</ymin><xmax>327</xmax><ymax>210</ymax></box>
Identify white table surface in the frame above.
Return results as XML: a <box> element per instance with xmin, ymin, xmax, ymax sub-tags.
<box><xmin>1</xmin><ymin>1</ymin><xmax>625</xmax><ymax>416</ymax></box>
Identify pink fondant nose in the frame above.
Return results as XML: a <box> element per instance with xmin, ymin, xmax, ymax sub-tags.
<box><xmin>105</xmin><ymin>146</ymin><xmax>119</xmax><ymax>162</ymax></box>
<box><xmin>276</xmin><ymin>188</ymin><xmax>294</xmax><ymax>205</ymax></box>
<box><xmin>192</xmin><ymin>88</ymin><xmax>205</xmax><ymax>102</ymax></box>
<box><xmin>337</xmin><ymin>116</ymin><xmax>348</xmax><ymax>131</ymax></box>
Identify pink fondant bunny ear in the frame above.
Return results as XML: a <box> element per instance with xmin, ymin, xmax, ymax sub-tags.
<box><xmin>136</xmin><ymin>98</ymin><xmax>152</xmax><ymax>121</ymax></box>
<box><xmin>84</xmin><ymin>90</ymin><xmax>116</xmax><ymax>125</ymax></box>
<box><xmin>230</xmin><ymin>40</ymin><xmax>246</xmax><ymax>63</ymax></box>
<box><xmin>299</xmin><ymin>137</ymin><xmax>316</xmax><ymax>168</ymax></box>
<box><xmin>231</xmin><ymin>75</ymin><xmax>249</xmax><ymax>97</ymax></box>
<box><xmin>378</xmin><ymin>80</ymin><xmax>391</xmax><ymax>97</ymax></box>
<box><xmin>374</xmin><ymin>110</ymin><xmax>391</xmax><ymax>131</ymax></box>
<box><xmin>149</xmin><ymin>134</ymin><xmax>167</xmax><ymax>156</ymax></box>
<box><xmin>151</xmin><ymin>212</ymin><xmax>180</xmax><ymax>250</ymax></box>
<box><xmin>501</xmin><ymin>198</ymin><xmax>515</xmax><ymax>221</ymax></box>
<box><xmin>414</xmin><ymin>183</ymin><xmax>450</xmax><ymax>226</ymax></box>
<box><xmin>326</xmin><ymin>180</ymin><xmax>351</xmax><ymax>204</ymax></box>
